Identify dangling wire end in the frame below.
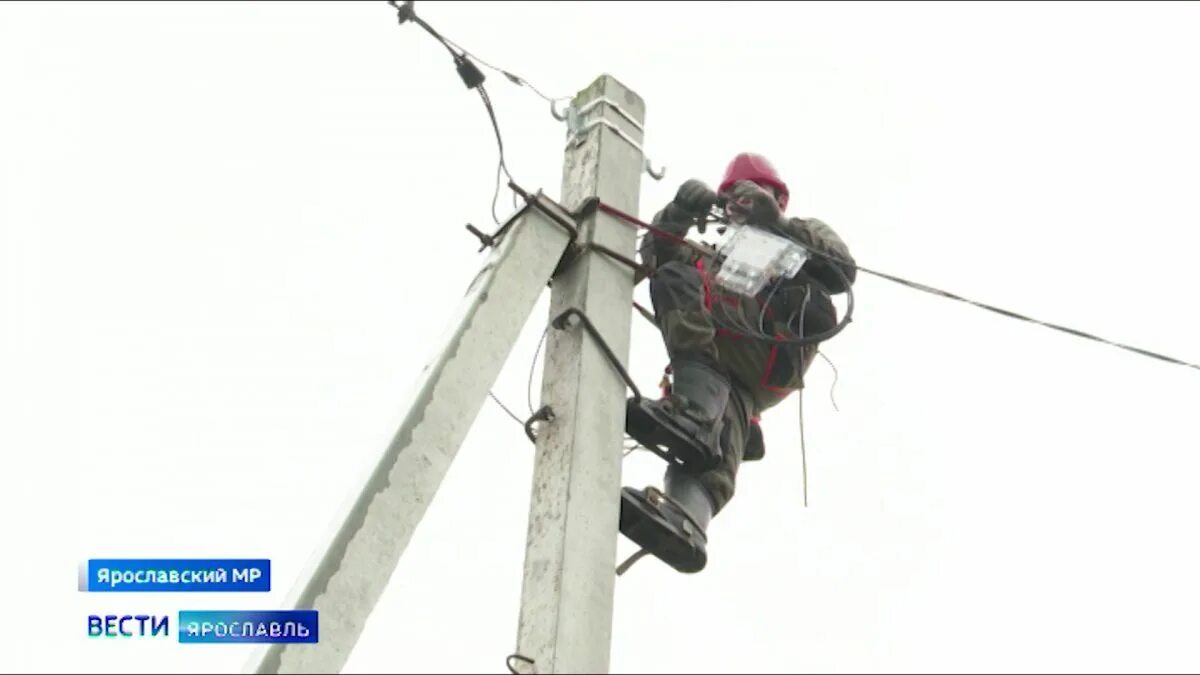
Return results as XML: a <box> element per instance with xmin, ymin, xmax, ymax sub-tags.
<box><xmin>819</xmin><ymin>351</ymin><xmax>841</xmax><ymax>413</ymax></box>
<box><xmin>800</xmin><ymin>390</ymin><xmax>809</xmax><ymax>509</ymax></box>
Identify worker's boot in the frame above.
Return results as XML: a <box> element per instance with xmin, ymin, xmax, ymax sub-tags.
<box><xmin>625</xmin><ymin>359</ymin><xmax>730</xmax><ymax>473</ymax></box>
<box><xmin>619</xmin><ymin>468</ymin><xmax>717</xmax><ymax>574</ymax></box>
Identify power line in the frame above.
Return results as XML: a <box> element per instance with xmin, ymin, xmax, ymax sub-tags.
<box><xmin>850</xmin><ymin>262</ymin><xmax>1200</xmax><ymax>372</ymax></box>
<box><xmin>388</xmin><ymin>0</ymin><xmax>572</xmax><ymax>227</ymax></box>
<box><xmin>411</xmin><ymin>15</ymin><xmax>1199</xmax><ymax>374</ymax></box>
<box><xmin>387</xmin><ymin>0</ymin><xmax>514</xmax><ymax>226</ymax></box>
<box><xmin>389</xmin><ymin>0</ymin><xmax>535</xmax><ymax>423</ymax></box>
<box><xmin>390</xmin><ymin>0</ymin><xmax>1200</xmax><ymax>385</ymax></box>
<box><xmin>438</xmin><ymin>34</ymin><xmax>572</xmax><ymax>104</ymax></box>
<box><xmin>595</xmin><ymin>201</ymin><xmax>1200</xmax><ymax>374</ymax></box>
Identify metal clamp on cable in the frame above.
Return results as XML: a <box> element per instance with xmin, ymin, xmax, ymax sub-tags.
<box><xmin>387</xmin><ymin>0</ymin><xmax>415</xmax><ymax>24</ymax></box>
<box><xmin>524</xmin><ymin>405</ymin><xmax>555</xmax><ymax>443</ymax></box>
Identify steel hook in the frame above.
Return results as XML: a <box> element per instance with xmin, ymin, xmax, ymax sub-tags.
<box><xmin>644</xmin><ymin>158</ymin><xmax>666</xmax><ymax>181</ymax></box>
<box><xmin>550</xmin><ymin>98</ymin><xmax>568</xmax><ymax>121</ymax></box>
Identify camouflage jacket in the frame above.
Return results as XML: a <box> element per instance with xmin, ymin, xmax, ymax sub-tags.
<box><xmin>639</xmin><ymin>201</ymin><xmax>858</xmax><ymax>413</ymax></box>
<box><xmin>639</xmin><ymin>202</ymin><xmax>857</xmax><ymax>293</ymax></box>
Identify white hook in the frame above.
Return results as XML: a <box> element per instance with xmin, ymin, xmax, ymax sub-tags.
<box><xmin>556</xmin><ymin>99</ymin><xmax>665</xmax><ymax>181</ymax></box>
<box><xmin>550</xmin><ymin>98</ymin><xmax>568</xmax><ymax>121</ymax></box>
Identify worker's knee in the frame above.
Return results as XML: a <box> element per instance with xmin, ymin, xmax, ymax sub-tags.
<box><xmin>699</xmin><ymin>397</ymin><xmax>752</xmax><ymax>515</ymax></box>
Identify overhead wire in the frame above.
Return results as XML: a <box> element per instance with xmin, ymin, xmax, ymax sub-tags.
<box><xmin>598</xmin><ymin>204</ymin><xmax>1200</xmax><ymax>373</ymax></box>
<box><xmin>436</xmin><ymin>29</ymin><xmax>572</xmax><ymax>216</ymax></box>
<box><xmin>438</xmin><ymin>34</ymin><xmax>572</xmax><ymax>104</ymax></box>
<box><xmin>386</xmin><ymin>0</ymin><xmax>515</xmax><ymax>226</ymax></box>
<box><xmin>388</xmin><ymin>0</ymin><xmax>538</xmax><ymax>425</ymax></box>
<box><xmin>387</xmin><ymin>0</ymin><xmax>1200</xmax><ymax>453</ymax></box>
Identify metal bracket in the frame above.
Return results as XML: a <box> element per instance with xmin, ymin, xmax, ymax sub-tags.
<box><xmin>615</xmin><ymin>548</ymin><xmax>650</xmax><ymax>576</ymax></box>
<box><xmin>524</xmin><ymin>405</ymin><xmax>555</xmax><ymax>444</ymax></box>
<box><xmin>571</xmin><ymin>96</ymin><xmax>644</xmax><ymax>134</ymax></box>
<box><xmin>551</xmin><ymin>308</ymin><xmax>643</xmax><ymax>403</ymax></box>
<box><xmin>550</xmin><ymin>98</ymin><xmax>569</xmax><ymax>121</ymax></box>
<box><xmin>506</xmin><ymin>654</ymin><xmax>536</xmax><ymax>675</ymax></box>
<box><xmin>555</xmin><ymin>99</ymin><xmax>666</xmax><ymax>181</ymax></box>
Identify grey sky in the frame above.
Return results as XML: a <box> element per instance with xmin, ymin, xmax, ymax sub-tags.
<box><xmin>4</xmin><ymin>1</ymin><xmax>1200</xmax><ymax>673</ymax></box>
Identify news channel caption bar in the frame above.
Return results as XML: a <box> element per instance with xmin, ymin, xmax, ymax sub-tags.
<box><xmin>79</xmin><ymin>558</ymin><xmax>270</xmax><ymax>592</ymax></box>
<box><xmin>87</xmin><ymin>610</ymin><xmax>318</xmax><ymax>644</ymax></box>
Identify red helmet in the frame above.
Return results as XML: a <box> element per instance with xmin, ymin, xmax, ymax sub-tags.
<box><xmin>718</xmin><ymin>153</ymin><xmax>790</xmax><ymax>210</ymax></box>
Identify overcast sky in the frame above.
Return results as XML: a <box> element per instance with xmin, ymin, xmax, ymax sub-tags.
<box><xmin>5</xmin><ymin>1</ymin><xmax>1200</xmax><ymax>673</ymax></box>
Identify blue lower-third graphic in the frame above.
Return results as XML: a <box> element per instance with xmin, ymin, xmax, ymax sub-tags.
<box><xmin>178</xmin><ymin>610</ymin><xmax>318</xmax><ymax>644</ymax></box>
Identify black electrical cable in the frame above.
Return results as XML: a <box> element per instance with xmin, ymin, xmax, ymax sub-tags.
<box><xmin>527</xmin><ymin>325</ymin><xmax>550</xmax><ymax>414</ymax></box>
<box><xmin>709</xmin><ymin>255</ymin><xmax>857</xmax><ymax>347</ymax></box>
<box><xmin>475</xmin><ymin>84</ymin><xmax>514</xmax><ymax>225</ymax></box>
<box><xmin>389</xmin><ymin>0</ymin><xmax>1200</xmax><ymax>375</ymax></box>
<box><xmin>388</xmin><ymin>0</ymin><xmax>512</xmax><ymax>225</ymax></box>
<box><xmin>389</xmin><ymin>1</ymin><xmax>568</xmax><ymax>104</ymax></box>
<box><xmin>390</xmin><ymin>0</ymin><xmax>533</xmax><ymax>419</ymax></box>
<box><xmin>488</xmin><ymin>391</ymin><xmax>525</xmax><ymax>427</ymax></box>
<box><xmin>439</xmin><ymin>34</ymin><xmax>571</xmax><ymax>104</ymax></box>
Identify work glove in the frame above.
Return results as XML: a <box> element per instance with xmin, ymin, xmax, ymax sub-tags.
<box><xmin>653</xmin><ymin>179</ymin><xmax>718</xmax><ymax>236</ymax></box>
<box><xmin>723</xmin><ymin>180</ymin><xmax>783</xmax><ymax>228</ymax></box>
<box><xmin>673</xmin><ymin>179</ymin><xmax>719</xmax><ymax>216</ymax></box>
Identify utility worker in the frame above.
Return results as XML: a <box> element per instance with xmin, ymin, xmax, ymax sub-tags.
<box><xmin>620</xmin><ymin>152</ymin><xmax>858</xmax><ymax>573</ymax></box>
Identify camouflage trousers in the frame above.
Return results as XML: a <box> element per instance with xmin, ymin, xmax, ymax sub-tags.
<box><xmin>647</xmin><ymin>261</ymin><xmax>764</xmax><ymax>515</ymax></box>
<box><xmin>647</xmin><ymin>257</ymin><xmax>833</xmax><ymax>512</ymax></box>
<box><xmin>678</xmin><ymin>379</ymin><xmax>751</xmax><ymax>517</ymax></box>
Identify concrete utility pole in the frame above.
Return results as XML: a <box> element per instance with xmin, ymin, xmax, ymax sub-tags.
<box><xmin>243</xmin><ymin>192</ymin><xmax>577</xmax><ymax>675</ymax></box>
<box><xmin>514</xmin><ymin>74</ymin><xmax>647</xmax><ymax>674</ymax></box>
<box><xmin>243</xmin><ymin>72</ymin><xmax>653</xmax><ymax>675</ymax></box>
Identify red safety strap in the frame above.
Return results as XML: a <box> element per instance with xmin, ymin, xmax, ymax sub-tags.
<box><xmin>697</xmin><ymin>258</ymin><xmax>792</xmax><ymax>393</ymax></box>
<box><xmin>695</xmin><ymin>259</ymin><xmax>714</xmax><ymax>311</ymax></box>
